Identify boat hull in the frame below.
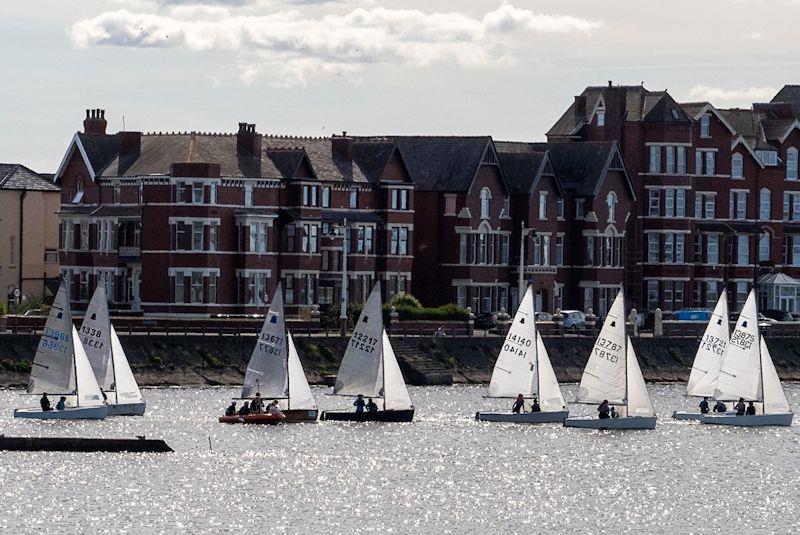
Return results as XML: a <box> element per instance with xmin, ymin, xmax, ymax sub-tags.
<box><xmin>107</xmin><ymin>402</ymin><xmax>146</xmax><ymax>416</ymax></box>
<box><xmin>13</xmin><ymin>405</ymin><xmax>109</xmax><ymax>420</ymax></box>
<box><xmin>218</xmin><ymin>413</ymin><xmax>286</xmax><ymax>425</ymax></box>
<box><xmin>564</xmin><ymin>416</ymin><xmax>657</xmax><ymax>430</ymax></box>
<box><xmin>321</xmin><ymin>409</ymin><xmax>415</xmax><ymax>422</ymax></box>
<box><xmin>476</xmin><ymin>410</ymin><xmax>569</xmax><ymax>424</ymax></box>
<box><xmin>282</xmin><ymin>409</ymin><xmax>318</xmax><ymax>423</ymax></box>
<box><xmin>672</xmin><ymin>411</ymin><xmax>706</xmax><ymax>421</ymax></box>
<box><xmin>700</xmin><ymin>413</ymin><xmax>793</xmax><ymax>427</ymax></box>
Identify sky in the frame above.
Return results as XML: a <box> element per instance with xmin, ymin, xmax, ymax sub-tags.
<box><xmin>3</xmin><ymin>0</ymin><xmax>800</xmax><ymax>173</ymax></box>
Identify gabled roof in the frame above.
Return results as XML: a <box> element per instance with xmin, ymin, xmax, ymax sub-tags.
<box><xmin>352</xmin><ymin>141</ymin><xmax>405</xmax><ymax>183</ymax></box>
<box><xmin>0</xmin><ymin>164</ymin><xmax>60</xmax><ymax>191</ymax></box>
<box><xmin>678</xmin><ymin>102</ymin><xmax>737</xmax><ymax>135</ymax></box>
<box><xmin>265</xmin><ymin>136</ymin><xmax>372</xmax><ymax>183</ymax></box>
<box><xmin>265</xmin><ymin>147</ymin><xmax>315</xmax><ymax>179</ymax></box>
<box><xmin>771</xmin><ymin>85</ymin><xmax>800</xmax><ymax>117</ymax></box>
<box><xmin>494</xmin><ymin>142</ymin><xmax>558</xmax><ymax>195</ymax></box>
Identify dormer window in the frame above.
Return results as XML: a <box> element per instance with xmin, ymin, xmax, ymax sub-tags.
<box><xmin>671</xmin><ymin>108</ymin><xmax>680</xmax><ymax>120</ymax></box>
<box><xmin>787</xmin><ymin>147</ymin><xmax>798</xmax><ymax>180</ymax></box>
<box><xmin>597</xmin><ymin>110</ymin><xmax>605</xmax><ymax>127</ymax></box>
<box><xmin>606</xmin><ymin>192</ymin><xmax>617</xmax><ymax>223</ymax></box>
<box><xmin>757</xmin><ymin>150</ymin><xmax>778</xmax><ymax>166</ymax></box>
<box><xmin>700</xmin><ymin>115</ymin><xmax>710</xmax><ymax>138</ymax></box>
<box><xmin>480</xmin><ymin>188</ymin><xmax>491</xmax><ymax>219</ymax></box>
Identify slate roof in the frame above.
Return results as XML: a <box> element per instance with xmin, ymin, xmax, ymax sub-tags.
<box><xmin>77</xmin><ymin>133</ymin><xmax>119</xmax><ymax>176</ymax></box>
<box><xmin>719</xmin><ymin>108</ymin><xmax>759</xmax><ymax>143</ymax></box>
<box><xmin>494</xmin><ymin>141</ymin><xmax>548</xmax><ymax>194</ymax></box>
<box><xmin>771</xmin><ymin>85</ymin><xmax>800</xmax><ymax>117</ymax></box>
<box><xmin>0</xmin><ymin>164</ymin><xmax>60</xmax><ymax>191</ymax></box>
<box><xmin>387</xmin><ymin>136</ymin><xmax>493</xmax><ymax>191</ymax></box>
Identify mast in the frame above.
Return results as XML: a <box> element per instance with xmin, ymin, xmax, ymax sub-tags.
<box><xmin>622</xmin><ymin>289</ymin><xmax>628</xmax><ymax>414</ymax></box>
<box><xmin>107</xmin><ymin>278</ymin><xmax>118</xmax><ymax>405</ymax></box>
<box><xmin>66</xmin><ymin>274</ymin><xmax>80</xmax><ymax>407</ymax></box>
<box><xmin>534</xmin><ymin>315</ymin><xmax>540</xmax><ymax>402</ymax></box>
<box><xmin>286</xmin><ymin>338</ymin><xmax>291</xmax><ymax>410</ymax></box>
<box><xmin>381</xmin><ymin>330</ymin><xmax>387</xmax><ymax>410</ymax></box>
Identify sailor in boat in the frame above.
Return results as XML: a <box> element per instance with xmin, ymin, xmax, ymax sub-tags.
<box><xmin>225</xmin><ymin>401</ymin><xmax>237</xmax><ymax>417</ymax></box>
<box><xmin>598</xmin><ymin>400</ymin><xmax>611</xmax><ymax>419</ymax></box>
<box><xmin>699</xmin><ymin>397</ymin><xmax>710</xmax><ymax>414</ymax></box>
<box><xmin>56</xmin><ymin>397</ymin><xmax>67</xmax><ymax>411</ymax></box>
<box><xmin>610</xmin><ymin>405</ymin><xmax>619</xmax><ymax>419</ymax></box>
<box><xmin>734</xmin><ymin>398</ymin><xmax>746</xmax><ymax>416</ymax></box>
<box><xmin>354</xmin><ymin>394</ymin><xmax>366</xmax><ymax>413</ymax></box>
<box><xmin>512</xmin><ymin>394</ymin><xmax>525</xmax><ymax>414</ymax></box>
<box><xmin>39</xmin><ymin>393</ymin><xmax>52</xmax><ymax>412</ymax></box>
<box><xmin>713</xmin><ymin>400</ymin><xmax>727</xmax><ymax>413</ymax></box>
<box><xmin>367</xmin><ymin>398</ymin><xmax>379</xmax><ymax>413</ymax></box>
<box><xmin>746</xmin><ymin>401</ymin><xmax>756</xmax><ymax>415</ymax></box>
<box><xmin>251</xmin><ymin>393</ymin><xmax>264</xmax><ymax>414</ymax></box>
<box><xmin>238</xmin><ymin>402</ymin><xmax>251</xmax><ymax>416</ymax></box>
<box><xmin>267</xmin><ymin>400</ymin><xmax>285</xmax><ymax>417</ymax></box>
<box><xmin>531</xmin><ymin>397</ymin><xmax>541</xmax><ymax>413</ymax></box>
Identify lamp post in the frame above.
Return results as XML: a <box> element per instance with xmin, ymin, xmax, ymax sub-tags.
<box><xmin>518</xmin><ymin>221</ymin><xmax>534</xmax><ymax>308</ymax></box>
<box><xmin>338</xmin><ymin>218</ymin><xmax>349</xmax><ymax>336</ymax></box>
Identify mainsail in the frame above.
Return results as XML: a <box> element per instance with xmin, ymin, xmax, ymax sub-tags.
<box><xmin>487</xmin><ymin>287</ymin><xmax>537</xmax><ymax>398</ymax></box>
<box><xmin>72</xmin><ymin>325</ymin><xmax>105</xmax><ymax>407</ymax></box>
<box><xmin>80</xmin><ymin>284</ymin><xmax>115</xmax><ymax>390</ymax></box>
<box><xmin>686</xmin><ymin>293</ymin><xmax>729</xmax><ymax>397</ymax></box>
<box><xmin>242</xmin><ymin>286</ymin><xmax>289</xmax><ymax>399</ymax></box>
<box><xmin>714</xmin><ymin>291</ymin><xmax>761</xmax><ymax>402</ymax></box>
<box><xmin>333</xmin><ymin>284</ymin><xmax>384</xmax><ymax>398</ymax></box>
<box><xmin>29</xmin><ymin>282</ymin><xmax>76</xmax><ymax>396</ymax></box>
<box><xmin>287</xmin><ymin>333</ymin><xmax>316</xmax><ymax>410</ymax></box>
<box><xmin>575</xmin><ymin>290</ymin><xmax>627</xmax><ymax>404</ymax></box>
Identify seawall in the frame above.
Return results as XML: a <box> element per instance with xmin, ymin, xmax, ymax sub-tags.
<box><xmin>3</xmin><ymin>334</ymin><xmax>800</xmax><ymax>388</ymax></box>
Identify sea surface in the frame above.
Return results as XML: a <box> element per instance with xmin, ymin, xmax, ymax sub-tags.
<box><xmin>0</xmin><ymin>384</ymin><xmax>798</xmax><ymax>534</ymax></box>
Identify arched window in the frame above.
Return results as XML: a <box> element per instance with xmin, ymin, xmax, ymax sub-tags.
<box><xmin>787</xmin><ymin>147</ymin><xmax>798</xmax><ymax>180</ymax></box>
<box><xmin>606</xmin><ymin>191</ymin><xmax>617</xmax><ymax>222</ymax></box>
<box><xmin>480</xmin><ymin>188</ymin><xmax>491</xmax><ymax>219</ymax></box>
<box><xmin>759</xmin><ymin>188</ymin><xmax>771</xmax><ymax>221</ymax></box>
<box><xmin>759</xmin><ymin>232</ymin><xmax>771</xmax><ymax>262</ymax></box>
<box><xmin>71</xmin><ymin>176</ymin><xmax>84</xmax><ymax>204</ymax></box>
<box><xmin>732</xmin><ymin>153</ymin><xmax>743</xmax><ymax>179</ymax></box>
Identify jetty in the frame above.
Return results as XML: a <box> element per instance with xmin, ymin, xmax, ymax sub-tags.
<box><xmin>0</xmin><ymin>436</ymin><xmax>173</xmax><ymax>453</ymax></box>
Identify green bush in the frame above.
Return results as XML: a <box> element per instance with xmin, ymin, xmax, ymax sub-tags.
<box><xmin>386</xmin><ymin>303</ymin><xmax>468</xmax><ymax>321</ymax></box>
<box><xmin>11</xmin><ymin>295</ymin><xmax>44</xmax><ymax>316</ymax></box>
<box><xmin>0</xmin><ymin>301</ymin><xmax>7</xmax><ymax>316</ymax></box>
<box><xmin>389</xmin><ymin>294</ymin><xmax>422</xmax><ymax>309</ymax></box>
<box><xmin>14</xmin><ymin>360</ymin><xmax>31</xmax><ymax>373</ymax></box>
<box><xmin>149</xmin><ymin>354</ymin><xmax>164</xmax><ymax>369</ymax></box>
<box><xmin>1</xmin><ymin>358</ymin><xmax>14</xmax><ymax>370</ymax></box>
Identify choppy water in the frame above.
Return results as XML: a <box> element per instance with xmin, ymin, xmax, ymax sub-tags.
<box><xmin>1</xmin><ymin>384</ymin><xmax>799</xmax><ymax>534</ymax></box>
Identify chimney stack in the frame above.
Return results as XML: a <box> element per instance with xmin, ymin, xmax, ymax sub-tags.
<box><xmin>332</xmin><ymin>131</ymin><xmax>353</xmax><ymax>161</ymax></box>
<box><xmin>83</xmin><ymin>108</ymin><xmax>107</xmax><ymax>135</ymax></box>
<box><xmin>236</xmin><ymin>122</ymin><xmax>261</xmax><ymax>155</ymax></box>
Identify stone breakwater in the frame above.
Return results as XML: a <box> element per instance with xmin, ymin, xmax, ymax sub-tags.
<box><xmin>2</xmin><ymin>334</ymin><xmax>800</xmax><ymax>388</ymax></box>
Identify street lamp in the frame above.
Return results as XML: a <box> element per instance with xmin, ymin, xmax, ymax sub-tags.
<box><xmin>333</xmin><ymin>218</ymin><xmax>350</xmax><ymax>336</ymax></box>
<box><xmin>518</xmin><ymin>220</ymin><xmax>535</xmax><ymax>307</ymax></box>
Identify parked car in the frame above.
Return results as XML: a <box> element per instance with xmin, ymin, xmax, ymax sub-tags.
<box><xmin>762</xmin><ymin>309</ymin><xmax>794</xmax><ymax>322</ymax></box>
<box><xmin>757</xmin><ymin>313</ymin><xmax>777</xmax><ymax>328</ymax></box>
<box><xmin>670</xmin><ymin>308</ymin><xmax>713</xmax><ymax>321</ymax></box>
<box><xmin>561</xmin><ymin>310</ymin><xmax>587</xmax><ymax>329</ymax></box>
<box><xmin>535</xmin><ymin>312</ymin><xmax>553</xmax><ymax>321</ymax></box>
<box><xmin>22</xmin><ymin>309</ymin><xmax>44</xmax><ymax>316</ymax></box>
<box><xmin>474</xmin><ymin>312</ymin><xmax>497</xmax><ymax>330</ymax></box>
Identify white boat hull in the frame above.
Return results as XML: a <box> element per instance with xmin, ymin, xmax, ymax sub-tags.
<box><xmin>564</xmin><ymin>416</ymin><xmax>657</xmax><ymax>430</ymax></box>
<box><xmin>701</xmin><ymin>413</ymin><xmax>793</xmax><ymax>427</ymax></box>
<box><xmin>13</xmin><ymin>405</ymin><xmax>109</xmax><ymax>420</ymax></box>
<box><xmin>672</xmin><ymin>411</ymin><xmax>706</xmax><ymax>421</ymax></box>
<box><xmin>106</xmin><ymin>402</ymin><xmax>146</xmax><ymax>416</ymax></box>
<box><xmin>476</xmin><ymin>410</ymin><xmax>569</xmax><ymax>424</ymax></box>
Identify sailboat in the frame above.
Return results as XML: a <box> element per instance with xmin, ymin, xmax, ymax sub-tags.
<box><xmin>79</xmin><ymin>283</ymin><xmax>145</xmax><ymax>416</ymax></box>
<box><xmin>701</xmin><ymin>290</ymin><xmax>793</xmax><ymax>427</ymax></box>
<box><xmin>219</xmin><ymin>284</ymin><xmax>318</xmax><ymax>424</ymax></box>
<box><xmin>321</xmin><ymin>282</ymin><xmax>415</xmax><ymax>422</ymax></box>
<box><xmin>476</xmin><ymin>286</ymin><xmax>568</xmax><ymax>423</ymax></box>
<box><xmin>564</xmin><ymin>289</ymin><xmax>657</xmax><ymax>430</ymax></box>
<box><xmin>672</xmin><ymin>293</ymin><xmax>729</xmax><ymax>421</ymax></box>
<box><xmin>13</xmin><ymin>281</ymin><xmax>108</xmax><ymax>420</ymax></box>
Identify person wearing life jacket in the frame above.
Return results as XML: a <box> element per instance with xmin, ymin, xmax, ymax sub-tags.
<box><xmin>531</xmin><ymin>397</ymin><xmax>541</xmax><ymax>413</ymax></box>
<box><xmin>267</xmin><ymin>400</ymin><xmax>285</xmax><ymax>417</ymax></box>
<box><xmin>354</xmin><ymin>394</ymin><xmax>366</xmax><ymax>413</ymax></box>
<box><xmin>598</xmin><ymin>400</ymin><xmax>610</xmax><ymax>419</ymax></box>
<box><xmin>40</xmin><ymin>393</ymin><xmax>52</xmax><ymax>412</ymax></box>
<box><xmin>699</xmin><ymin>397</ymin><xmax>710</xmax><ymax>414</ymax></box>
<box><xmin>367</xmin><ymin>398</ymin><xmax>379</xmax><ymax>412</ymax></box>
<box><xmin>746</xmin><ymin>401</ymin><xmax>756</xmax><ymax>416</ymax></box>
<box><xmin>251</xmin><ymin>393</ymin><xmax>264</xmax><ymax>414</ymax></box>
<box><xmin>512</xmin><ymin>394</ymin><xmax>525</xmax><ymax>413</ymax></box>
<box><xmin>225</xmin><ymin>401</ymin><xmax>237</xmax><ymax>416</ymax></box>
<box><xmin>610</xmin><ymin>405</ymin><xmax>619</xmax><ymax>419</ymax></box>
<box><xmin>56</xmin><ymin>396</ymin><xmax>67</xmax><ymax>411</ymax></box>
<box><xmin>734</xmin><ymin>398</ymin><xmax>746</xmax><ymax>416</ymax></box>
<box><xmin>238</xmin><ymin>401</ymin><xmax>251</xmax><ymax>416</ymax></box>
<box><xmin>713</xmin><ymin>400</ymin><xmax>727</xmax><ymax>413</ymax></box>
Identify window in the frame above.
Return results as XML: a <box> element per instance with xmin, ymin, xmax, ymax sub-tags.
<box><xmin>80</xmin><ymin>221</ymin><xmax>89</xmax><ymax>251</ymax></box>
<box><xmin>586</xmin><ymin>236</ymin><xmax>595</xmax><ymax>265</ymax></box>
<box><xmin>209</xmin><ymin>223</ymin><xmax>218</xmax><ymax>252</ymax></box>
<box><xmin>78</xmin><ymin>271</ymin><xmax>89</xmax><ymax>301</ymax></box>
<box><xmin>584</xmin><ymin>287</ymin><xmax>593</xmax><ymax>313</ymax></box>
<box><xmin>695</xmin><ymin>150</ymin><xmax>703</xmax><ymax>175</ymax></box>
<box><xmin>648</xmin><ymin>189</ymin><xmax>660</xmax><ymax>216</ymax></box>
<box><xmin>98</xmin><ymin>220</ymin><xmax>114</xmax><ymax>251</ymax></box>
<box><xmin>113</xmin><ymin>184</ymin><xmax>121</xmax><ymax>203</ymax></box>
<box><xmin>480</xmin><ymin>188</ymin><xmax>491</xmax><ymax>219</ymax></box>
<box><xmin>479</xmin><ymin>232</ymin><xmax>487</xmax><ymax>264</ymax></box>
<box><xmin>44</xmin><ymin>249</ymin><xmax>58</xmax><ymax>263</ymax></box>
<box><xmin>365</xmin><ymin>226</ymin><xmax>373</xmax><ymax>254</ymax></box>
<box><xmin>647</xmin><ymin>234</ymin><xmax>659</xmax><ymax>262</ymax></box>
<box><xmin>538</xmin><ymin>191</ymin><xmax>547</xmax><ymax>220</ymax></box>
<box><xmin>732</xmin><ymin>153</ymin><xmax>744</xmax><ymax>179</ymax></box>
<box><xmin>71</xmin><ymin>180</ymin><xmax>84</xmax><ymax>204</ymax></box>
<box><xmin>759</xmin><ymin>232</ymin><xmax>770</xmax><ymax>262</ymax></box>
<box><xmin>707</xmin><ymin>234</ymin><xmax>719</xmax><ymax>264</ymax></box>
<box><xmin>647</xmin><ymin>281</ymin><xmax>659</xmax><ymax>311</ymax></box>
<box><xmin>245</xmin><ymin>183</ymin><xmax>253</xmax><ymax>207</ymax></box>
<box><xmin>349</xmin><ymin>188</ymin><xmax>358</xmax><ymax>209</ymax></box>
<box><xmin>665</xmin><ymin>146</ymin><xmax>675</xmax><ymax>174</ymax></box>
<box><xmin>249</xmin><ymin>222</ymin><xmax>267</xmax><ymax>253</ymax></box>
<box><xmin>322</xmin><ymin>186</ymin><xmax>330</xmax><ymax>208</ymax></box>
<box><xmin>677</xmin><ymin>146</ymin><xmax>687</xmax><ymax>174</ymax></box>
<box><xmin>735</xmin><ymin>282</ymin><xmax>749</xmax><ymax>311</ymax></box>
<box><xmin>62</xmin><ymin>222</ymin><xmax>74</xmax><ymax>250</ymax></box>
<box><xmin>787</xmin><ymin>147</ymin><xmax>798</xmax><ymax>180</ymax></box>
<box><xmin>399</xmin><ymin>227</ymin><xmax>408</xmax><ymax>255</ymax></box>
<box><xmin>554</xmin><ymin>284</ymin><xmax>563</xmax><ymax>311</ymax></box>
<box><xmin>706</xmin><ymin>281</ymin><xmax>718</xmax><ymax>306</ymax></box>
<box><xmin>760</xmin><ymin>188</ymin><xmax>771</xmax><ymax>220</ymax></box>
<box><xmin>664</xmin><ymin>233</ymin><xmax>674</xmax><ymax>263</ymax></box>
<box><xmin>676</xmin><ymin>189</ymin><xmax>686</xmax><ymax>218</ymax></box>
<box><xmin>246</xmin><ymin>273</ymin><xmax>267</xmax><ymax>305</ymax></box>
<box><xmin>501</xmin><ymin>235</ymin><xmax>510</xmax><ymax>264</ymax></box>
<box><xmin>445</xmin><ymin>194</ymin><xmax>457</xmax><ymax>215</ymax></box>
<box><xmin>700</xmin><ymin>114</ymin><xmax>710</xmax><ymax>138</ymax></box>
<box><xmin>556</xmin><ymin>198</ymin><xmax>564</xmax><ymax>219</ymax></box>
<box><xmin>649</xmin><ymin>145</ymin><xmax>661</xmax><ymax>174</ymax></box>
<box><xmin>597</xmin><ymin>110</ymin><xmax>605</xmax><ymax>126</ymax></box>
<box><xmin>285</xmin><ymin>274</ymin><xmax>294</xmax><ymax>304</ymax></box>
<box><xmin>665</xmin><ymin>189</ymin><xmax>675</xmax><ymax>218</ymax></box>
<box><xmin>209</xmin><ymin>183</ymin><xmax>217</xmax><ymax>204</ymax></box>
<box><xmin>174</xmin><ymin>271</ymin><xmax>185</xmax><ymax>303</ymax></box>
<box><xmin>208</xmin><ymin>273</ymin><xmax>217</xmax><ymax>304</ymax></box>
<box><xmin>555</xmin><ymin>236</ymin><xmax>564</xmax><ymax>266</ymax></box>
<box><xmin>737</xmin><ymin>235</ymin><xmax>749</xmax><ymax>265</ymax></box>
<box><xmin>356</xmin><ymin>226</ymin><xmax>365</xmax><ymax>254</ymax></box>
<box><xmin>285</xmin><ymin>225</ymin><xmax>295</xmax><ymax>252</ymax></box>
<box><xmin>192</xmin><ymin>221</ymin><xmax>204</xmax><ymax>251</ymax></box>
<box><xmin>175</xmin><ymin>222</ymin><xmax>189</xmax><ymax>250</ymax></box>
<box><xmin>730</xmin><ymin>191</ymin><xmax>747</xmax><ymax>220</ymax></box>
<box><xmin>705</xmin><ymin>151</ymin><xmax>715</xmax><ymax>176</ymax></box>
<box><xmin>575</xmin><ymin>199</ymin><xmax>585</xmax><ymax>218</ymax></box>
<box><xmin>606</xmin><ymin>192</ymin><xmax>617</xmax><ymax>222</ymax></box>
<box><xmin>676</xmin><ymin>234</ymin><xmax>685</xmax><ymax>263</ymax></box>
<box><xmin>758</xmin><ymin>150</ymin><xmax>778</xmax><ymax>166</ymax></box>
<box><xmin>391</xmin><ymin>228</ymin><xmax>399</xmax><ymax>255</ymax></box>
<box><xmin>793</xmin><ymin>237</ymin><xmax>800</xmax><ymax>266</ymax></box>
<box><xmin>175</xmin><ymin>181</ymin><xmax>185</xmax><ymax>203</ymax></box>
<box><xmin>303</xmin><ymin>185</ymin><xmax>319</xmax><ymax>207</ymax></box>
<box><xmin>457</xmin><ymin>286</ymin><xmax>467</xmax><ymax>308</ymax></box>
<box><xmin>192</xmin><ymin>183</ymin><xmax>204</xmax><ymax>204</ymax></box>
<box><xmin>694</xmin><ymin>234</ymin><xmax>703</xmax><ymax>261</ymax></box>
<box><xmin>459</xmin><ymin>234</ymin><xmax>467</xmax><ymax>263</ymax></box>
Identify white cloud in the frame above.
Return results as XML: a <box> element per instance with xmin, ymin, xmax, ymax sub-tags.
<box><xmin>69</xmin><ymin>4</ymin><xmax>602</xmax><ymax>85</ymax></box>
<box><xmin>688</xmin><ymin>84</ymin><xmax>778</xmax><ymax>104</ymax></box>
<box><xmin>745</xmin><ymin>30</ymin><xmax>762</xmax><ymax>39</ymax></box>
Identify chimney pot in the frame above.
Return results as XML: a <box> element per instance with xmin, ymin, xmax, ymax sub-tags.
<box><xmin>608</xmin><ymin>80</ymin><xmax>612</xmax><ymax>87</ymax></box>
<box><xmin>83</xmin><ymin>107</ymin><xmax>108</xmax><ymax>134</ymax></box>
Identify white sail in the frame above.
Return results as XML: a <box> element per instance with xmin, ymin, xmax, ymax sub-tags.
<box><xmin>333</xmin><ymin>283</ymin><xmax>384</xmax><ymax>397</ymax></box>
<box><xmin>79</xmin><ymin>284</ymin><xmax>115</xmax><ymax>390</ymax></box>
<box><xmin>72</xmin><ymin>326</ymin><xmax>105</xmax><ymax>407</ymax></box>
<box><xmin>714</xmin><ymin>291</ymin><xmax>761</xmax><ymax>401</ymax></box>
<box><xmin>28</xmin><ymin>282</ymin><xmax>76</xmax><ymax>395</ymax></box>
<box><xmin>625</xmin><ymin>337</ymin><xmax>655</xmax><ymax>416</ymax></box>
<box><xmin>487</xmin><ymin>286</ymin><xmax>537</xmax><ymax>398</ymax></box>
<box><xmin>760</xmin><ymin>338</ymin><xmax>791</xmax><ymax>414</ymax></box>
<box><xmin>535</xmin><ymin>332</ymin><xmax>566</xmax><ymax>412</ymax></box>
<box><xmin>686</xmin><ymin>292</ymin><xmax>729</xmax><ymax>397</ymax></box>
<box><xmin>380</xmin><ymin>330</ymin><xmax>413</xmax><ymax>411</ymax></box>
<box><xmin>576</xmin><ymin>290</ymin><xmax>627</xmax><ymax>404</ymax></box>
<box><xmin>287</xmin><ymin>333</ymin><xmax>316</xmax><ymax>410</ymax></box>
<box><xmin>242</xmin><ymin>286</ymin><xmax>288</xmax><ymax>399</ymax></box>
<box><xmin>109</xmin><ymin>325</ymin><xmax>143</xmax><ymax>405</ymax></box>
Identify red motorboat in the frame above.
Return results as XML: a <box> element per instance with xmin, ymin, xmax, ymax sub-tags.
<box><xmin>218</xmin><ymin>413</ymin><xmax>286</xmax><ymax>425</ymax></box>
